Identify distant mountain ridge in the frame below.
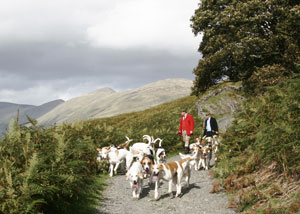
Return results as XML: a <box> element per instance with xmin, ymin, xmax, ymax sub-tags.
<box><xmin>0</xmin><ymin>99</ymin><xmax>64</xmax><ymax>135</ymax></box>
<box><xmin>38</xmin><ymin>78</ymin><xmax>192</xmax><ymax>126</ymax></box>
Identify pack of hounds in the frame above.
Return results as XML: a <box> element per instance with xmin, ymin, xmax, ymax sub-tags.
<box><xmin>96</xmin><ymin>135</ymin><xmax>219</xmax><ymax>200</ymax></box>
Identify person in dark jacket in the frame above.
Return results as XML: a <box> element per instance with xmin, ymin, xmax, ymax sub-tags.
<box><xmin>203</xmin><ymin>113</ymin><xmax>218</xmax><ymax>137</ymax></box>
<box><xmin>203</xmin><ymin>113</ymin><xmax>218</xmax><ymax>163</ymax></box>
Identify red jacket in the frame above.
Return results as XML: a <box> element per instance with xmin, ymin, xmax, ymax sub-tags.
<box><xmin>178</xmin><ymin>114</ymin><xmax>194</xmax><ymax>136</ymax></box>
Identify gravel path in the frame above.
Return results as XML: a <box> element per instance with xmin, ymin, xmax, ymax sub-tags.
<box><xmin>97</xmin><ymin>155</ymin><xmax>236</xmax><ymax>214</ymax></box>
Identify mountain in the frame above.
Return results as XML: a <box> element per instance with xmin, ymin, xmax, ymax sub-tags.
<box><xmin>0</xmin><ymin>99</ymin><xmax>64</xmax><ymax>135</ymax></box>
<box><xmin>37</xmin><ymin>78</ymin><xmax>193</xmax><ymax>125</ymax></box>
<box><xmin>18</xmin><ymin>100</ymin><xmax>65</xmax><ymax>124</ymax></box>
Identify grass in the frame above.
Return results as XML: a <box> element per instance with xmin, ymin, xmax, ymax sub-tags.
<box><xmin>212</xmin><ymin>75</ymin><xmax>300</xmax><ymax>213</ymax></box>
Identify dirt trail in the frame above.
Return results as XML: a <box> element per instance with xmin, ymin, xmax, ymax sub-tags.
<box><xmin>97</xmin><ymin>155</ymin><xmax>236</xmax><ymax>214</ymax></box>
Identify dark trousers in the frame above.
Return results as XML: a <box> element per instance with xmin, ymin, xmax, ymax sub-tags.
<box><xmin>205</xmin><ymin>131</ymin><xmax>213</xmax><ymax>137</ymax></box>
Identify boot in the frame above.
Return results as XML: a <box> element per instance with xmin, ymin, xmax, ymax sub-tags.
<box><xmin>184</xmin><ymin>146</ymin><xmax>189</xmax><ymax>154</ymax></box>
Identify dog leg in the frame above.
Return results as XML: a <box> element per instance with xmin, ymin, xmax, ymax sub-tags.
<box><xmin>109</xmin><ymin>164</ymin><xmax>114</xmax><ymax>177</ymax></box>
<box><xmin>114</xmin><ymin>162</ymin><xmax>120</xmax><ymax>175</ymax></box>
<box><xmin>175</xmin><ymin>173</ymin><xmax>183</xmax><ymax>198</ymax></box>
<box><xmin>154</xmin><ymin>180</ymin><xmax>159</xmax><ymax>200</ymax></box>
<box><xmin>148</xmin><ymin>174</ymin><xmax>153</xmax><ymax>186</ymax></box>
<box><xmin>199</xmin><ymin>159</ymin><xmax>203</xmax><ymax>170</ymax></box>
<box><xmin>132</xmin><ymin>188</ymin><xmax>136</xmax><ymax>198</ymax></box>
<box><xmin>168</xmin><ymin>180</ymin><xmax>174</xmax><ymax>198</ymax></box>
<box><xmin>175</xmin><ymin>182</ymin><xmax>182</xmax><ymax>198</ymax></box>
<box><xmin>137</xmin><ymin>180</ymin><xmax>142</xmax><ymax>199</ymax></box>
<box><xmin>205</xmin><ymin>159</ymin><xmax>209</xmax><ymax>170</ymax></box>
<box><xmin>185</xmin><ymin>169</ymin><xmax>191</xmax><ymax>188</ymax></box>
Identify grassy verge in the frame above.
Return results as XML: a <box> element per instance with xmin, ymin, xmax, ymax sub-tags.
<box><xmin>212</xmin><ymin>75</ymin><xmax>300</xmax><ymax>213</ymax></box>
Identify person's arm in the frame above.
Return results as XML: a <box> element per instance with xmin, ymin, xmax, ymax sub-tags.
<box><xmin>190</xmin><ymin>115</ymin><xmax>194</xmax><ymax>135</ymax></box>
<box><xmin>178</xmin><ymin>117</ymin><xmax>182</xmax><ymax>134</ymax></box>
<box><xmin>212</xmin><ymin>118</ymin><xmax>219</xmax><ymax>134</ymax></box>
<box><xmin>203</xmin><ymin>119</ymin><xmax>207</xmax><ymax>136</ymax></box>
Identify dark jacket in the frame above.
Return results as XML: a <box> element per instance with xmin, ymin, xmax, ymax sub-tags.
<box><xmin>203</xmin><ymin>117</ymin><xmax>218</xmax><ymax>136</ymax></box>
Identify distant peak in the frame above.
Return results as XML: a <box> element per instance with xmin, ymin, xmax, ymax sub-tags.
<box><xmin>87</xmin><ymin>87</ymin><xmax>116</xmax><ymax>95</ymax></box>
<box><xmin>38</xmin><ymin>99</ymin><xmax>65</xmax><ymax>107</ymax></box>
<box><xmin>141</xmin><ymin>78</ymin><xmax>193</xmax><ymax>88</ymax></box>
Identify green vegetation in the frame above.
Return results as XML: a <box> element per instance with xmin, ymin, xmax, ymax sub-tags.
<box><xmin>190</xmin><ymin>1</ymin><xmax>300</xmax><ymax>211</ymax></box>
<box><xmin>0</xmin><ymin>95</ymin><xmax>202</xmax><ymax>214</ymax></box>
<box><xmin>213</xmin><ymin>75</ymin><xmax>300</xmax><ymax>213</ymax></box>
<box><xmin>191</xmin><ymin>0</ymin><xmax>300</xmax><ymax>94</ymax></box>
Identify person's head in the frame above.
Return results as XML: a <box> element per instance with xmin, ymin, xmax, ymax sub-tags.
<box><xmin>181</xmin><ymin>109</ymin><xmax>187</xmax><ymax>116</ymax></box>
<box><xmin>205</xmin><ymin>112</ymin><xmax>211</xmax><ymax>119</ymax></box>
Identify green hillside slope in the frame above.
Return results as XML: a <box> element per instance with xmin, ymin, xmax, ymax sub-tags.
<box><xmin>213</xmin><ymin>75</ymin><xmax>300</xmax><ymax>213</ymax></box>
<box><xmin>0</xmin><ymin>95</ymin><xmax>203</xmax><ymax>214</ymax></box>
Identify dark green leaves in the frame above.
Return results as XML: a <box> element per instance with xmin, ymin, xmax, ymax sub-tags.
<box><xmin>191</xmin><ymin>0</ymin><xmax>300</xmax><ymax>94</ymax></box>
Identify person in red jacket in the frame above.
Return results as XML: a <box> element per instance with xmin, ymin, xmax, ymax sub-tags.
<box><xmin>177</xmin><ymin>109</ymin><xmax>194</xmax><ymax>154</ymax></box>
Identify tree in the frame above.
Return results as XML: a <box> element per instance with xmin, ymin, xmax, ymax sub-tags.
<box><xmin>191</xmin><ymin>0</ymin><xmax>300</xmax><ymax>95</ymax></box>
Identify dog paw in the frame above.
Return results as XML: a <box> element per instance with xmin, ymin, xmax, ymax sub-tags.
<box><xmin>175</xmin><ymin>193</ymin><xmax>183</xmax><ymax>198</ymax></box>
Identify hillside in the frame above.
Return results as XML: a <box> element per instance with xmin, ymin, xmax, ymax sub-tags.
<box><xmin>3</xmin><ymin>77</ymin><xmax>298</xmax><ymax>214</ymax></box>
<box><xmin>0</xmin><ymin>93</ymin><xmax>204</xmax><ymax>214</ymax></box>
<box><xmin>37</xmin><ymin>78</ymin><xmax>193</xmax><ymax>126</ymax></box>
<box><xmin>212</xmin><ymin>75</ymin><xmax>300</xmax><ymax>213</ymax></box>
<box><xmin>0</xmin><ymin>100</ymin><xmax>64</xmax><ymax>135</ymax></box>
<box><xmin>194</xmin><ymin>81</ymin><xmax>244</xmax><ymax>132</ymax></box>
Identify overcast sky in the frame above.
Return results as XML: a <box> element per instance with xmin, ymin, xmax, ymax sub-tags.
<box><xmin>0</xmin><ymin>0</ymin><xmax>201</xmax><ymax>105</ymax></box>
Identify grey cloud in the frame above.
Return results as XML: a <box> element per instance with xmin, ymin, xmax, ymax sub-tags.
<box><xmin>0</xmin><ymin>41</ymin><xmax>198</xmax><ymax>92</ymax></box>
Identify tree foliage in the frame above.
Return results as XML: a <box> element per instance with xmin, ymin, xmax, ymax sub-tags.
<box><xmin>191</xmin><ymin>0</ymin><xmax>300</xmax><ymax>95</ymax></box>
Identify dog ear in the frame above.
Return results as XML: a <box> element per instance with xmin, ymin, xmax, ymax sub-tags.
<box><xmin>96</xmin><ymin>148</ymin><xmax>101</xmax><ymax>152</ymax></box>
<box><xmin>138</xmin><ymin>172</ymin><xmax>144</xmax><ymax>180</ymax></box>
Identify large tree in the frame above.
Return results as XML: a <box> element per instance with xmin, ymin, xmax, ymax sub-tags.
<box><xmin>191</xmin><ymin>0</ymin><xmax>300</xmax><ymax>95</ymax></box>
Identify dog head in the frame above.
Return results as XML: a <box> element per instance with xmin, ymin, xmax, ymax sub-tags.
<box><xmin>126</xmin><ymin>170</ymin><xmax>143</xmax><ymax>189</ymax></box>
<box><xmin>190</xmin><ymin>146</ymin><xmax>200</xmax><ymax>156</ymax></box>
<box><xmin>156</xmin><ymin>148</ymin><xmax>167</xmax><ymax>163</ymax></box>
<box><xmin>151</xmin><ymin>164</ymin><xmax>163</xmax><ymax>181</ymax></box>
<box><xmin>97</xmin><ymin>146</ymin><xmax>111</xmax><ymax>159</ymax></box>
<box><xmin>202</xmin><ymin>146</ymin><xmax>211</xmax><ymax>159</ymax></box>
<box><xmin>141</xmin><ymin>155</ymin><xmax>154</xmax><ymax>177</ymax></box>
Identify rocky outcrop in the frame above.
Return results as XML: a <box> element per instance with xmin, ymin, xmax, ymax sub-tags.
<box><xmin>195</xmin><ymin>84</ymin><xmax>245</xmax><ymax>132</ymax></box>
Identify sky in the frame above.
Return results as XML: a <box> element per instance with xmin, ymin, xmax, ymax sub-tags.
<box><xmin>0</xmin><ymin>0</ymin><xmax>202</xmax><ymax>105</ymax></box>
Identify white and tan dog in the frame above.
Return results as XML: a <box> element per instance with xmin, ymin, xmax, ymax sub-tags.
<box><xmin>200</xmin><ymin>145</ymin><xmax>212</xmax><ymax>170</ymax></box>
<box><xmin>96</xmin><ymin>146</ymin><xmax>116</xmax><ymax>160</ymax></box>
<box><xmin>155</xmin><ymin>138</ymin><xmax>167</xmax><ymax>164</ymax></box>
<box><xmin>151</xmin><ymin>151</ymin><xmax>197</xmax><ymax>200</ymax></box>
<box><xmin>126</xmin><ymin>161</ymin><xmax>144</xmax><ymax>199</ymax></box>
<box><xmin>129</xmin><ymin>135</ymin><xmax>155</xmax><ymax>157</ymax></box>
<box><xmin>190</xmin><ymin>144</ymin><xmax>212</xmax><ymax>170</ymax></box>
<box><xmin>107</xmin><ymin>148</ymin><xmax>134</xmax><ymax>177</ymax></box>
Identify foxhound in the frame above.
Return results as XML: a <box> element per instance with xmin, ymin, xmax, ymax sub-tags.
<box><xmin>126</xmin><ymin>161</ymin><xmax>144</xmax><ymax>199</ymax></box>
<box><xmin>151</xmin><ymin>151</ymin><xmax>197</xmax><ymax>200</ymax></box>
